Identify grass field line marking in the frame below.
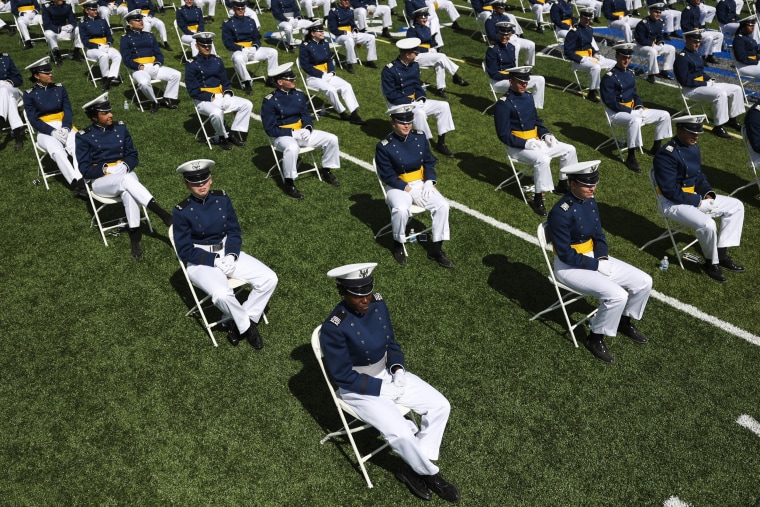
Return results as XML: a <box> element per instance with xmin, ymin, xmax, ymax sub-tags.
<box><xmin>338</xmin><ymin>150</ymin><xmax>760</xmax><ymax>346</ymax></box>
<box><xmin>663</xmin><ymin>496</ymin><xmax>690</xmax><ymax>507</ymax></box>
<box><xmin>737</xmin><ymin>414</ymin><xmax>760</xmax><ymax>437</ymax></box>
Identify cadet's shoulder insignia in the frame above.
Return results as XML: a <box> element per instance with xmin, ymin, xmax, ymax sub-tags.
<box><xmin>328</xmin><ymin>309</ymin><xmax>347</xmax><ymax>326</ymax></box>
<box><xmin>79</xmin><ymin>125</ymin><xmax>92</xmax><ymax>134</ymax></box>
<box><xmin>499</xmin><ymin>95</ymin><xmax>507</xmax><ymax>101</ymax></box>
<box><xmin>605</xmin><ymin>70</ymin><xmax>613</xmax><ymax>76</ymax></box>
<box><xmin>679</xmin><ymin>51</ymin><xmax>686</xmax><ymax>56</ymax></box>
<box><xmin>209</xmin><ymin>189</ymin><xmax>227</xmax><ymax>196</ymax></box>
<box><xmin>570</xmin><ymin>26</ymin><xmax>577</xmax><ymax>31</ymax></box>
<box><xmin>381</xmin><ymin>138</ymin><xmax>389</xmax><ymax>146</ymax></box>
<box><xmin>330</xmin><ymin>6</ymin><xmax>337</xmax><ymax>10</ymax></box>
<box><xmin>116</xmin><ymin>120</ymin><xmax>125</xmax><ymax>125</ymax></box>
<box><xmin>264</xmin><ymin>92</ymin><xmax>273</xmax><ymax>100</ymax></box>
<box><xmin>25</xmin><ymin>87</ymin><xmax>33</xmax><ymax>93</ymax></box>
<box><xmin>55</xmin><ymin>83</ymin><xmax>63</xmax><ymax>87</ymax></box>
<box><xmin>412</xmin><ymin>129</ymin><xmax>424</xmax><ymax>135</ymax></box>
<box><xmin>373</xmin><ymin>293</ymin><xmax>383</xmax><ymax>301</ymax></box>
<box><xmin>385</xmin><ymin>62</ymin><xmax>394</xmax><ymax>68</ymax></box>
<box><xmin>560</xmin><ymin>199</ymin><xmax>573</xmax><ymax>211</ymax></box>
<box><xmin>665</xmin><ymin>144</ymin><xmax>674</xmax><ymax>152</ymax></box>
<box><xmin>175</xmin><ymin>197</ymin><xmax>191</xmax><ymax>210</ymax></box>
<box><xmin>223</xmin><ymin>18</ymin><xmax>231</xmax><ymax>24</ymax></box>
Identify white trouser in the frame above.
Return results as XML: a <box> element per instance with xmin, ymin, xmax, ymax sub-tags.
<box><xmin>272</xmin><ymin>130</ymin><xmax>340</xmax><ymax>179</ymax></box>
<box><xmin>660</xmin><ymin>9</ymin><xmax>680</xmax><ymax>33</ymax></box>
<box><xmin>606</xmin><ymin>107</ymin><xmax>671</xmax><ymax>148</ymax></box>
<box><xmin>232</xmin><ymin>46</ymin><xmax>279</xmax><ymax>82</ymax></box>
<box><xmin>0</xmin><ymin>83</ymin><xmax>23</xmax><ymax>130</ymax></box>
<box><xmin>278</xmin><ymin>17</ymin><xmax>315</xmax><ymax>45</ymax></box>
<box><xmin>44</xmin><ymin>29</ymin><xmax>73</xmax><ymax>50</ymax></box>
<box><xmin>736</xmin><ymin>62</ymin><xmax>760</xmax><ymax>78</ymax></box>
<box><xmin>228</xmin><ymin>8</ymin><xmax>260</xmax><ymax>26</ymax></box>
<box><xmin>386</xmin><ymin>179</ymin><xmax>450</xmax><ymax>242</ymax></box>
<box><xmin>555</xmin><ymin>28</ymin><xmax>569</xmax><ymax>39</ymax></box>
<box><xmin>195</xmin><ymin>0</ymin><xmax>216</xmax><ymax>16</ymax></box>
<box><xmin>386</xmin><ymin>0</ymin><xmax>397</xmax><ymax>9</ymax></box>
<box><xmin>531</xmin><ymin>2</ymin><xmax>550</xmax><ymax>26</ymax></box>
<box><xmin>697</xmin><ymin>29</ymin><xmax>723</xmax><ymax>56</ymax></box>
<box><xmin>412</xmin><ymin>99</ymin><xmax>455</xmax><ymax>139</ymax></box>
<box><xmin>511</xmin><ymin>36</ymin><xmax>536</xmax><ymax>66</ymax></box>
<box><xmin>427</xmin><ymin>0</ymin><xmax>459</xmax><ymax>21</ymax></box>
<box><xmin>624</xmin><ymin>0</ymin><xmax>640</xmax><ymax>9</ymax></box>
<box><xmin>353</xmin><ymin>4</ymin><xmax>392</xmax><ymax>29</ymax></box>
<box><xmin>195</xmin><ymin>94</ymin><xmax>253</xmax><ymax>137</ymax></box>
<box><xmin>608</xmin><ymin>16</ymin><xmax>640</xmax><ymax>43</ymax></box>
<box><xmin>300</xmin><ymin>0</ymin><xmax>330</xmax><ymax>18</ymax></box>
<box><xmin>98</xmin><ymin>4</ymin><xmax>128</xmax><ymax>25</ymax></box>
<box><xmin>37</xmin><ymin>121</ymin><xmax>81</xmax><ymax>184</ymax></box>
<box><xmin>476</xmin><ymin>10</ymin><xmax>491</xmax><ymax>26</ymax></box>
<box><xmin>142</xmin><ymin>15</ymin><xmax>167</xmax><ymax>42</ymax></box>
<box><xmin>340</xmin><ymin>370</ymin><xmax>450</xmax><ymax>477</ymax></box>
<box><xmin>91</xmin><ymin>171</ymin><xmax>152</xmax><ymax>228</ymax></box>
<box><xmin>306</xmin><ymin>73</ymin><xmax>359</xmax><ymax>114</ymax></box>
<box><xmin>334</xmin><ymin>31</ymin><xmax>377</xmax><ymax>63</ymax></box>
<box><xmin>683</xmin><ymin>83</ymin><xmax>744</xmax><ymax>126</ymax></box>
<box><xmin>492</xmin><ymin>75</ymin><xmax>545</xmax><ymax>109</ymax></box>
<box><xmin>507</xmin><ymin>140</ymin><xmax>578</xmax><ymax>193</ymax></box>
<box><xmin>659</xmin><ymin>195</ymin><xmax>744</xmax><ymax>262</ymax></box>
<box><xmin>187</xmin><ymin>250</ymin><xmax>277</xmax><ymax>333</ymax></box>
<box><xmin>572</xmin><ymin>55</ymin><xmax>616</xmax><ymax>90</ymax></box>
<box><xmin>132</xmin><ymin>63</ymin><xmax>181</xmax><ymax>100</ymax></box>
<box><xmin>637</xmin><ymin>43</ymin><xmax>675</xmax><ymax>74</ymax></box>
<box><xmin>575</xmin><ymin>0</ymin><xmax>602</xmax><ymax>18</ymax></box>
<box><xmin>699</xmin><ymin>3</ymin><xmax>716</xmax><ymax>24</ymax></box>
<box><xmin>17</xmin><ymin>11</ymin><xmax>41</xmax><ymax>41</ymax></box>
<box><xmin>86</xmin><ymin>46</ymin><xmax>122</xmax><ymax>78</ymax></box>
<box><xmin>555</xmin><ymin>254</ymin><xmax>652</xmax><ymax>337</ymax></box>
<box><xmin>415</xmin><ymin>50</ymin><xmax>459</xmax><ymax>90</ymax></box>
<box><xmin>181</xmin><ymin>34</ymin><xmax>200</xmax><ymax>56</ymax></box>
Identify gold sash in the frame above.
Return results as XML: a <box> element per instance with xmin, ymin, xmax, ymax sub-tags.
<box><xmin>419</xmin><ymin>43</ymin><xmax>431</xmax><ymax>48</ymax></box>
<box><xmin>235</xmin><ymin>41</ymin><xmax>253</xmax><ymax>47</ymax></box>
<box><xmin>562</xmin><ymin>18</ymin><xmax>572</xmax><ymax>26</ymax></box>
<box><xmin>89</xmin><ymin>37</ymin><xmax>107</xmax><ymax>45</ymax></box>
<box><xmin>483</xmin><ymin>4</ymin><xmax>492</xmax><ymax>9</ymax></box>
<box><xmin>657</xmin><ymin>185</ymin><xmax>696</xmax><ymax>195</ymax></box>
<box><xmin>187</xmin><ymin>24</ymin><xmax>198</xmax><ymax>32</ymax></box>
<box><xmin>575</xmin><ymin>48</ymin><xmax>593</xmax><ymax>57</ymax></box>
<box><xmin>408</xmin><ymin>93</ymin><xmax>416</xmax><ymax>99</ymax></box>
<box><xmin>201</xmin><ymin>84</ymin><xmax>223</xmax><ymax>94</ymax></box>
<box><xmin>40</xmin><ymin>111</ymin><xmax>64</xmax><ymax>123</ymax></box>
<box><xmin>619</xmin><ymin>99</ymin><xmax>634</xmax><ymax>109</ymax></box>
<box><xmin>612</xmin><ymin>10</ymin><xmax>624</xmax><ymax>16</ymax></box>
<box><xmin>134</xmin><ymin>56</ymin><xmax>156</xmax><ymax>64</ymax></box>
<box><xmin>315</xmin><ymin>62</ymin><xmax>328</xmax><ymax>73</ymax></box>
<box><xmin>511</xmin><ymin>127</ymin><xmax>539</xmax><ymax>140</ymax></box>
<box><xmin>571</xmin><ymin>238</ymin><xmax>593</xmax><ymax>254</ymax></box>
<box><xmin>750</xmin><ymin>55</ymin><xmax>757</xmax><ymax>60</ymax></box>
<box><xmin>140</xmin><ymin>8</ymin><xmax>150</xmax><ymax>14</ymax></box>
<box><xmin>106</xmin><ymin>159</ymin><xmax>123</xmax><ymax>167</ymax></box>
<box><xmin>18</xmin><ymin>4</ymin><xmax>34</xmax><ymax>11</ymax></box>
<box><xmin>694</xmin><ymin>76</ymin><xmax>704</xmax><ymax>81</ymax></box>
<box><xmin>499</xmin><ymin>70</ymin><xmax>510</xmax><ymax>75</ymax></box>
<box><xmin>399</xmin><ymin>167</ymin><xmax>423</xmax><ymax>182</ymax></box>
<box><xmin>281</xmin><ymin>119</ymin><xmax>303</xmax><ymax>130</ymax></box>
<box><xmin>339</xmin><ymin>25</ymin><xmax>352</xmax><ymax>32</ymax></box>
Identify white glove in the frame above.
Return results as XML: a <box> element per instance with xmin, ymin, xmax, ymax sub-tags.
<box><xmin>62</xmin><ymin>24</ymin><xmax>74</xmax><ymax>32</ymax></box>
<box><xmin>699</xmin><ymin>198</ymin><xmax>716</xmax><ymax>213</ymax></box>
<box><xmin>415</xmin><ymin>96</ymin><xmax>426</xmax><ymax>103</ymax></box>
<box><xmin>543</xmin><ymin>134</ymin><xmax>557</xmax><ymax>148</ymax></box>
<box><xmin>410</xmin><ymin>185</ymin><xmax>426</xmax><ymax>206</ymax></box>
<box><xmin>97</xmin><ymin>43</ymin><xmax>110</xmax><ymax>51</ymax></box>
<box><xmin>421</xmin><ymin>180</ymin><xmax>435</xmax><ymax>201</ymax></box>
<box><xmin>295</xmin><ymin>128</ymin><xmax>311</xmax><ymax>141</ymax></box>
<box><xmin>706</xmin><ymin>79</ymin><xmax>715</xmax><ymax>87</ymax></box>
<box><xmin>392</xmin><ymin>368</ymin><xmax>406</xmax><ymax>388</ymax></box>
<box><xmin>52</xmin><ymin>128</ymin><xmax>69</xmax><ymax>145</ymax></box>
<box><xmin>597</xmin><ymin>259</ymin><xmax>613</xmax><ymax>277</ymax></box>
<box><xmin>107</xmin><ymin>161</ymin><xmax>128</xmax><ymax>174</ymax></box>
<box><xmin>524</xmin><ymin>138</ymin><xmax>542</xmax><ymax>151</ymax></box>
<box><xmin>380</xmin><ymin>379</ymin><xmax>404</xmax><ymax>400</ymax></box>
<box><xmin>221</xmin><ymin>253</ymin><xmax>237</xmax><ymax>274</ymax></box>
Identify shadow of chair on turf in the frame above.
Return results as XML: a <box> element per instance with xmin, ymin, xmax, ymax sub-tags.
<box><xmin>552</xmin><ymin>121</ymin><xmax>610</xmax><ymax>152</ymax></box>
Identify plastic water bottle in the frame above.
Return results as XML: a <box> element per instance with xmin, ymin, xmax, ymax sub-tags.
<box><xmin>660</xmin><ymin>255</ymin><xmax>669</xmax><ymax>271</ymax></box>
<box><xmin>408</xmin><ymin>228</ymin><xmax>417</xmax><ymax>243</ymax></box>
<box><xmin>123</xmin><ymin>99</ymin><xmax>130</xmax><ymax>110</ymax></box>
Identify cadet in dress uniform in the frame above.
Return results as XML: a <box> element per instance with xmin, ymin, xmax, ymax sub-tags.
<box><xmin>11</xmin><ymin>0</ymin><xmax>41</xmax><ymax>49</ymax></box>
<box><xmin>485</xmin><ymin>22</ymin><xmax>545</xmax><ymax>108</ymax></box>
<box><xmin>299</xmin><ymin>0</ymin><xmax>329</xmax><ymax>20</ymax></box>
<box><xmin>97</xmin><ymin>0</ymin><xmax>128</xmax><ymax>28</ymax></box>
<box><xmin>76</xmin><ymin>93</ymin><xmax>174</xmax><ymax>259</ymax></box>
<box><xmin>494</xmin><ymin>66</ymin><xmax>578</xmax><ymax>216</ymax></box>
<box><xmin>0</xmin><ymin>1</ymin><xmax>14</xmax><ymax>36</ymax></box>
<box><xmin>22</xmin><ymin>57</ymin><xmax>85</xmax><ymax>195</ymax></box>
<box><xmin>176</xmin><ymin>0</ymin><xmax>206</xmax><ymax>58</ymax></box>
<box><xmin>127</xmin><ymin>0</ymin><xmax>172</xmax><ymax>50</ymax></box>
<box><xmin>327</xmin><ymin>0</ymin><xmax>378</xmax><ymax>73</ymax></box>
<box><xmin>375</xmin><ymin>104</ymin><xmax>454</xmax><ymax>268</ymax></box>
<box><xmin>717</xmin><ymin>0</ymin><xmax>744</xmax><ymax>39</ymax></box>
<box><xmin>173</xmin><ymin>159</ymin><xmax>278</xmax><ymax>348</ymax></box>
<box><xmin>547</xmin><ymin>161</ymin><xmax>652</xmax><ymax>364</ymax></box>
<box><xmin>484</xmin><ymin>0</ymin><xmax>535</xmax><ymax>66</ymax></box>
<box><xmin>350</xmin><ymin>0</ymin><xmax>393</xmax><ymax>38</ymax></box>
<box><xmin>652</xmin><ymin>115</ymin><xmax>746</xmax><ymax>282</ymax></box>
<box><xmin>271</xmin><ymin>0</ymin><xmax>313</xmax><ymax>50</ymax></box>
<box><xmin>634</xmin><ymin>2</ymin><xmax>676</xmax><ymax>83</ymax></box>
<box><xmin>222</xmin><ymin>0</ymin><xmax>279</xmax><ymax>95</ymax></box>
<box><xmin>42</xmin><ymin>0</ymin><xmax>78</xmax><ymax>65</ymax></box>
<box><xmin>563</xmin><ymin>7</ymin><xmax>616</xmax><ymax>102</ymax></box>
<box><xmin>681</xmin><ymin>0</ymin><xmax>723</xmax><ymax>63</ymax></box>
<box><xmin>382</xmin><ymin>38</ymin><xmax>456</xmax><ymax>158</ymax></box>
<box><xmin>78</xmin><ymin>0</ymin><xmax>123</xmax><ymax>91</ymax></box>
<box><xmin>120</xmin><ymin>10</ymin><xmax>181</xmax><ymax>113</ymax></box>
<box><xmin>529</xmin><ymin>0</ymin><xmax>552</xmax><ymax>34</ymax></box>
<box><xmin>185</xmin><ymin>32</ymin><xmax>252</xmax><ymax>150</ymax></box>
<box><xmin>0</xmin><ymin>53</ymin><xmax>25</xmax><ymax>151</ymax></box>
<box><xmin>404</xmin><ymin>0</ymin><xmax>462</xmax><ymax>44</ymax></box>
<box><xmin>600</xmin><ymin>43</ymin><xmax>671</xmax><ymax>172</ymax></box>
<box><xmin>472</xmin><ymin>0</ymin><xmax>494</xmax><ymax>24</ymax></box>
<box><xmin>298</xmin><ymin>21</ymin><xmax>366</xmax><ymax>125</ymax></box>
<box><xmin>261</xmin><ymin>62</ymin><xmax>341</xmax><ymax>199</ymax></box>
<box><xmin>551</xmin><ymin>0</ymin><xmax>575</xmax><ymax>39</ymax></box>
<box><xmin>602</xmin><ymin>0</ymin><xmax>641</xmax><ymax>43</ymax></box>
<box><xmin>320</xmin><ymin>263</ymin><xmax>460</xmax><ymax>502</ymax></box>
<box><xmin>732</xmin><ymin>16</ymin><xmax>760</xmax><ymax>78</ymax></box>
<box><xmin>674</xmin><ymin>30</ymin><xmax>744</xmax><ymax>138</ymax></box>
<box><xmin>406</xmin><ymin>8</ymin><xmax>469</xmax><ymax>99</ymax></box>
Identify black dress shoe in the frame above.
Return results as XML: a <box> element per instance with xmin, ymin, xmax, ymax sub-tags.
<box><xmin>705</xmin><ymin>55</ymin><xmax>718</xmax><ymax>64</ymax></box>
<box><xmin>712</xmin><ymin>126</ymin><xmax>731</xmax><ymax>139</ymax></box>
<box><xmin>646</xmin><ymin>74</ymin><xmax>656</xmax><ymax>84</ymax></box>
<box><xmin>381</xmin><ymin>27</ymin><xmax>393</xmax><ymax>38</ymax></box>
<box><xmin>229</xmin><ymin>131</ymin><xmax>246</xmax><ymax>147</ymax></box>
<box><xmin>365</xmin><ymin>60</ymin><xmax>378</xmax><ymax>68</ymax></box>
<box><xmin>162</xmin><ymin>41</ymin><xmax>173</xmax><ymax>51</ymax></box>
<box><xmin>393</xmin><ymin>246</ymin><xmax>407</xmax><ymax>265</ymax></box>
<box><xmin>218</xmin><ymin>136</ymin><xmax>233</xmax><ymax>150</ymax></box>
<box><xmin>161</xmin><ymin>97</ymin><xmax>178</xmax><ymax>109</ymax></box>
<box><xmin>422</xmin><ymin>473</ymin><xmax>460</xmax><ymax>504</ymax></box>
<box><xmin>345</xmin><ymin>63</ymin><xmax>355</xmax><ymax>74</ymax></box>
<box><xmin>703</xmin><ymin>263</ymin><xmax>727</xmax><ymax>283</ymax></box>
<box><xmin>23</xmin><ymin>40</ymin><xmax>33</xmax><ymax>50</ymax></box>
<box><xmin>586</xmin><ymin>90</ymin><xmax>600</xmax><ymax>103</ymax></box>
<box><xmin>8</xmin><ymin>25</ymin><xmax>16</xmax><ymax>36</ymax></box>
<box><xmin>150</xmin><ymin>101</ymin><xmax>160</xmax><ymax>114</ymax></box>
<box><xmin>427</xmin><ymin>251</ymin><xmax>454</xmax><ymax>268</ymax></box>
<box><xmin>285</xmin><ymin>184</ymin><xmax>304</xmax><ymax>200</ymax></box>
<box><xmin>242</xmin><ymin>81</ymin><xmax>253</xmax><ymax>95</ymax></box>
<box><xmin>617</xmin><ymin>322</ymin><xmax>648</xmax><ymax>344</ymax></box>
<box><xmin>431</xmin><ymin>87</ymin><xmax>449</xmax><ymax>99</ymax></box>
<box><xmin>395</xmin><ymin>465</ymin><xmax>431</xmax><ymax>501</ymax></box>
<box><xmin>625</xmin><ymin>157</ymin><xmax>642</xmax><ymax>173</ymax></box>
<box><xmin>130</xmin><ymin>240</ymin><xmax>143</xmax><ymax>260</ymax></box>
<box><xmin>101</xmin><ymin>77</ymin><xmax>112</xmax><ymax>91</ymax></box>
<box><xmin>227</xmin><ymin>324</ymin><xmax>241</xmax><ymax>346</ymax></box>
<box><xmin>245</xmin><ymin>321</ymin><xmax>264</xmax><ymax>349</ymax></box>
<box><xmin>434</xmin><ymin>142</ymin><xmax>454</xmax><ymax>158</ymax></box>
<box><xmin>719</xmin><ymin>256</ymin><xmax>745</xmax><ymax>272</ymax></box>
<box><xmin>585</xmin><ymin>335</ymin><xmax>615</xmax><ymax>364</ymax></box>
<box><xmin>530</xmin><ymin>200</ymin><xmax>547</xmax><ymax>217</ymax></box>
<box><xmin>552</xmin><ymin>179</ymin><xmax>569</xmax><ymax>195</ymax></box>
<box><xmin>536</xmin><ymin>25</ymin><xmax>544</xmax><ymax>34</ymax></box>
<box><xmin>726</xmin><ymin>118</ymin><xmax>742</xmax><ymax>131</ymax></box>
<box><xmin>658</xmin><ymin>70</ymin><xmax>674</xmax><ymax>80</ymax></box>
<box><xmin>321</xmin><ymin>170</ymin><xmax>340</xmax><ymax>187</ymax></box>
<box><xmin>452</xmin><ymin>73</ymin><xmax>469</xmax><ymax>86</ymax></box>
<box><xmin>349</xmin><ymin>111</ymin><xmax>367</xmax><ymax>125</ymax></box>
<box><xmin>73</xmin><ymin>51</ymin><xmax>84</xmax><ymax>62</ymax></box>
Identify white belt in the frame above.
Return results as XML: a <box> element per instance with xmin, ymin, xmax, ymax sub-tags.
<box><xmin>194</xmin><ymin>240</ymin><xmax>224</xmax><ymax>253</ymax></box>
<box><xmin>353</xmin><ymin>355</ymin><xmax>386</xmax><ymax>376</ymax></box>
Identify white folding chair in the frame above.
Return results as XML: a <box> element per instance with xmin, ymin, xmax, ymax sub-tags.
<box><xmin>530</xmin><ymin>221</ymin><xmax>598</xmax><ymax>348</ymax></box>
<box><xmin>496</xmin><ymin>148</ymin><xmax>531</xmax><ymax>204</ymax></box>
<box><xmin>323</xmin><ymin>32</ymin><xmax>351</xmax><ymax>70</ymax></box>
<box><xmin>372</xmin><ymin>159</ymin><xmax>432</xmax><ymax>256</ymax></box>
<box><xmin>556</xmin><ymin>35</ymin><xmax>589</xmax><ymax>97</ymax></box>
<box><xmin>127</xmin><ymin>71</ymin><xmax>164</xmax><ymax>112</ymax></box>
<box><xmin>295</xmin><ymin>58</ymin><xmax>333</xmax><ymax>120</ymax></box>
<box><xmin>23</xmin><ymin>107</ymin><xmax>62</xmax><ymax>190</ymax></box>
<box><xmin>672</xmin><ymin>80</ymin><xmax>710</xmax><ymax>122</ymax></box>
<box><xmin>311</xmin><ymin>325</ymin><xmax>412</xmax><ymax>489</ymax></box>
<box><xmin>594</xmin><ymin>108</ymin><xmax>643</xmax><ymax>162</ymax></box>
<box><xmin>14</xmin><ymin>12</ymin><xmax>44</xmax><ymax>46</ymax></box>
<box><xmin>173</xmin><ymin>19</ymin><xmax>193</xmax><ymax>63</ymax></box>
<box><xmin>265</xmin><ymin>134</ymin><xmax>322</xmax><ymax>182</ymax></box>
<box><xmin>639</xmin><ymin>168</ymin><xmax>711</xmax><ymax>269</ymax></box>
<box><xmin>84</xmin><ymin>179</ymin><xmax>153</xmax><ymax>247</ymax></box>
<box><xmin>77</xmin><ymin>33</ymin><xmax>104</xmax><ymax>88</ymax></box>
<box><xmin>481</xmin><ymin>60</ymin><xmax>498</xmax><ymax>114</ymax></box>
<box><xmin>192</xmin><ymin>101</ymin><xmax>236</xmax><ymax>149</ymax></box>
<box><xmin>732</xmin><ymin>125</ymin><xmax>760</xmax><ymax>195</ymax></box>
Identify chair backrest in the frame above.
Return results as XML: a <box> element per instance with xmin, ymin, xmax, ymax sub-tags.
<box><xmin>742</xmin><ymin>124</ymin><xmax>759</xmax><ymax>171</ymax></box>
<box><xmin>371</xmin><ymin>158</ymin><xmax>390</xmax><ymax>201</ymax></box>
<box><xmin>647</xmin><ymin>168</ymin><xmax>668</xmax><ymax>218</ymax></box>
<box><xmin>536</xmin><ymin>221</ymin><xmax>559</xmax><ymax>285</ymax></box>
<box><xmin>311</xmin><ymin>324</ymin><xmax>343</xmax><ymax>407</ymax></box>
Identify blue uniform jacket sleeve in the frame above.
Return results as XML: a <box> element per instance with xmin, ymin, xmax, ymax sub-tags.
<box><xmin>4</xmin><ymin>59</ymin><xmax>23</xmax><ymax>88</ymax></box>
<box><xmin>327</xmin><ymin>9</ymin><xmax>343</xmax><ymax>36</ymax></box>
<box><xmin>634</xmin><ymin>19</ymin><xmax>654</xmax><ymax>46</ymax></box>
<box><xmin>484</xmin><ymin>17</ymin><xmax>498</xmax><ymax>42</ymax></box>
<box><xmin>172</xmin><ymin>207</ymin><xmax>217</xmax><ymax>266</ymax></box>
<box><xmin>221</xmin><ymin>20</ymin><xmax>240</xmax><ymax>52</ymax></box>
<box><xmin>674</xmin><ymin>53</ymin><xmax>707</xmax><ymax>87</ymax></box>
<box><xmin>485</xmin><ymin>47</ymin><xmax>502</xmax><ymax>81</ymax></box>
<box><xmin>747</xmin><ymin>110</ymin><xmax>760</xmax><ymax>153</ymax></box>
<box><xmin>375</xmin><ymin>141</ymin><xmax>406</xmax><ymax>190</ymax></box>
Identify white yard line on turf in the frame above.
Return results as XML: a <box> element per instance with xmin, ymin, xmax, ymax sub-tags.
<box><xmin>737</xmin><ymin>414</ymin><xmax>760</xmax><ymax>437</ymax></box>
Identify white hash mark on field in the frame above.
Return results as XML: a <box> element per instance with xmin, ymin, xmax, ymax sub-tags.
<box><xmin>663</xmin><ymin>496</ymin><xmax>690</xmax><ymax>507</ymax></box>
<box><xmin>737</xmin><ymin>414</ymin><xmax>760</xmax><ymax>437</ymax></box>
